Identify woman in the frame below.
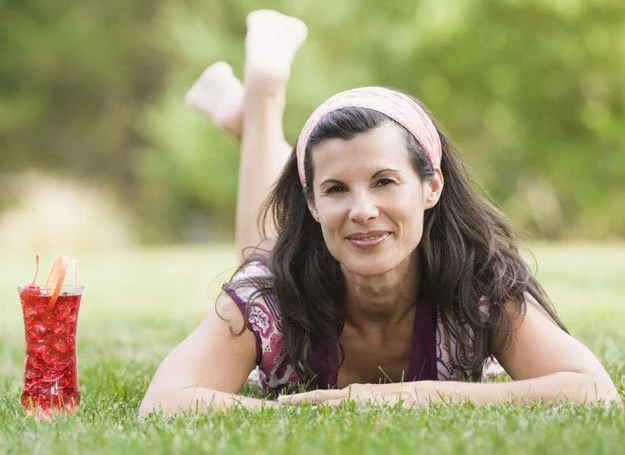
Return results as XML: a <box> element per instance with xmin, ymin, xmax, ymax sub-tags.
<box><xmin>140</xmin><ymin>10</ymin><xmax>618</xmax><ymax>416</ymax></box>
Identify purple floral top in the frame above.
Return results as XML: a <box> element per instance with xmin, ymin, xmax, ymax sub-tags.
<box><xmin>223</xmin><ymin>262</ymin><xmax>495</xmax><ymax>391</ymax></box>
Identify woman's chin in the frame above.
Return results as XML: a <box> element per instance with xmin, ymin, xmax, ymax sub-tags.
<box><xmin>339</xmin><ymin>258</ymin><xmax>397</xmax><ymax>278</ymax></box>
<box><xmin>337</xmin><ymin>248</ymin><xmax>417</xmax><ymax>280</ymax></box>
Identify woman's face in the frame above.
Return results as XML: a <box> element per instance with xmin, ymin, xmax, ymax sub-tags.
<box><xmin>307</xmin><ymin>121</ymin><xmax>443</xmax><ymax>277</ymax></box>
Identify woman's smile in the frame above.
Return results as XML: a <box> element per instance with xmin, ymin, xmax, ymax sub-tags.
<box><xmin>345</xmin><ymin>231</ymin><xmax>392</xmax><ymax>248</ymax></box>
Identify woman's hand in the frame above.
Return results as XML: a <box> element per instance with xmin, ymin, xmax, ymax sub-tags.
<box><xmin>278</xmin><ymin>382</ymin><xmax>441</xmax><ymax>408</ymax></box>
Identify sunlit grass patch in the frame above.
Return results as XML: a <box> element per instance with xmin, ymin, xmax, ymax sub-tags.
<box><xmin>0</xmin><ymin>243</ymin><xmax>624</xmax><ymax>454</ymax></box>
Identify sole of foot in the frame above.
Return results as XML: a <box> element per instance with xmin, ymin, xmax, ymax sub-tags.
<box><xmin>244</xmin><ymin>10</ymin><xmax>308</xmax><ymax>93</ymax></box>
<box><xmin>185</xmin><ymin>61</ymin><xmax>244</xmax><ymax>137</ymax></box>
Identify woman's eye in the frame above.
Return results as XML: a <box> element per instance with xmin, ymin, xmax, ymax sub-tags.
<box><xmin>325</xmin><ymin>185</ymin><xmax>346</xmax><ymax>195</ymax></box>
<box><xmin>376</xmin><ymin>178</ymin><xmax>396</xmax><ymax>187</ymax></box>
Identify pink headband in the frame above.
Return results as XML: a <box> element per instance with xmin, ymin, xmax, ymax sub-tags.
<box><xmin>295</xmin><ymin>87</ymin><xmax>442</xmax><ymax>187</ymax></box>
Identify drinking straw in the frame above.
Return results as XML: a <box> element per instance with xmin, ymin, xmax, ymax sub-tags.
<box><xmin>72</xmin><ymin>258</ymin><xmax>78</xmax><ymax>293</ymax></box>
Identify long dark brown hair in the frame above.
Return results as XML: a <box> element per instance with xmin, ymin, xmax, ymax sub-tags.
<box><xmin>225</xmin><ymin>100</ymin><xmax>567</xmax><ymax>382</ymax></box>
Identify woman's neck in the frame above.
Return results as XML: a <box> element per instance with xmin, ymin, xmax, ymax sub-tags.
<box><xmin>341</xmin><ymin>252</ymin><xmax>420</xmax><ymax>330</ymax></box>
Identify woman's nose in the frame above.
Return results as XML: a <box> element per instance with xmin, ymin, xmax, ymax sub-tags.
<box><xmin>349</xmin><ymin>191</ymin><xmax>379</xmax><ymax>224</ymax></box>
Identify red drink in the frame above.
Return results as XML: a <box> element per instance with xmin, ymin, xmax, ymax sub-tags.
<box><xmin>19</xmin><ymin>285</ymin><xmax>83</xmax><ymax>417</ymax></box>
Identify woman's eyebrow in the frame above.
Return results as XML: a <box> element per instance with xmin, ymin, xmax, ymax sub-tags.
<box><xmin>371</xmin><ymin>168</ymin><xmax>400</xmax><ymax>178</ymax></box>
<box><xmin>319</xmin><ymin>178</ymin><xmax>344</xmax><ymax>186</ymax></box>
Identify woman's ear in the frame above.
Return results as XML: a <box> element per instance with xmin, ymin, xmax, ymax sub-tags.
<box><xmin>307</xmin><ymin>198</ymin><xmax>320</xmax><ymax>222</ymax></box>
<box><xmin>424</xmin><ymin>168</ymin><xmax>444</xmax><ymax>209</ymax></box>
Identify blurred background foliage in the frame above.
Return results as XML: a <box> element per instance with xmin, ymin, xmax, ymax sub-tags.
<box><xmin>1</xmin><ymin>0</ymin><xmax>623</xmax><ymax>249</ymax></box>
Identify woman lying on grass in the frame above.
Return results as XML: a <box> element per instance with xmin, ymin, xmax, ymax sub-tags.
<box><xmin>140</xmin><ymin>10</ymin><xmax>619</xmax><ymax>416</ymax></box>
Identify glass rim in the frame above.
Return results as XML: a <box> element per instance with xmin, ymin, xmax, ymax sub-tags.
<box><xmin>18</xmin><ymin>284</ymin><xmax>84</xmax><ymax>293</ymax></box>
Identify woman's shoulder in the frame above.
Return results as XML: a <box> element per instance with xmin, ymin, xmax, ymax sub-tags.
<box><xmin>223</xmin><ymin>260</ymin><xmax>273</xmax><ymax>297</ymax></box>
<box><xmin>222</xmin><ymin>259</ymin><xmax>281</xmax><ymax>321</ymax></box>
<box><xmin>232</xmin><ymin>260</ymin><xmax>273</xmax><ymax>281</ymax></box>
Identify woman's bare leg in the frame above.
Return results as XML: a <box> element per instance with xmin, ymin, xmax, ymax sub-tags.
<box><xmin>237</xmin><ymin>10</ymin><xmax>307</xmax><ymax>258</ymax></box>
<box><xmin>185</xmin><ymin>10</ymin><xmax>307</xmax><ymax>260</ymax></box>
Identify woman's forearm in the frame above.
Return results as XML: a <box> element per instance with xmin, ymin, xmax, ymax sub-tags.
<box><xmin>139</xmin><ymin>387</ymin><xmax>276</xmax><ymax>417</ymax></box>
<box><xmin>407</xmin><ymin>371</ymin><xmax>620</xmax><ymax>405</ymax></box>
<box><xmin>281</xmin><ymin>372</ymin><xmax>620</xmax><ymax>407</ymax></box>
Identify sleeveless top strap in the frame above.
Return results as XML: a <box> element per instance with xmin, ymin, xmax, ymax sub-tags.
<box><xmin>408</xmin><ymin>298</ymin><xmax>439</xmax><ymax>381</ymax></box>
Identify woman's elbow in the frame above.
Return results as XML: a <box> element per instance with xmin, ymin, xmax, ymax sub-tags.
<box><xmin>574</xmin><ymin>372</ymin><xmax>621</xmax><ymax>405</ymax></box>
<box><xmin>138</xmin><ymin>390</ymin><xmax>165</xmax><ymax>418</ymax></box>
<box><xmin>138</xmin><ymin>387</ymin><xmax>184</xmax><ymax>418</ymax></box>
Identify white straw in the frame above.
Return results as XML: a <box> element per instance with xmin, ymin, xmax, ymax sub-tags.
<box><xmin>72</xmin><ymin>258</ymin><xmax>78</xmax><ymax>292</ymax></box>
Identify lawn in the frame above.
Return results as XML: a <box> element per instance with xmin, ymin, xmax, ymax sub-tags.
<box><xmin>1</xmin><ymin>243</ymin><xmax>624</xmax><ymax>454</ymax></box>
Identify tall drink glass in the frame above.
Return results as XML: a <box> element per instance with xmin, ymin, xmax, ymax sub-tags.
<box><xmin>18</xmin><ymin>284</ymin><xmax>83</xmax><ymax>417</ymax></box>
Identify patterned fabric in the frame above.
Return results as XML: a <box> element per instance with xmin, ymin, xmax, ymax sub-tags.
<box><xmin>223</xmin><ymin>262</ymin><xmax>496</xmax><ymax>392</ymax></box>
<box><xmin>295</xmin><ymin>87</ymin><xmax>442</xmax><ymax>187</ymax></box>
<box><xmin>222</xmin><ymin>262</ymin><xmax>300</xmax><ymax>390</ymax></box>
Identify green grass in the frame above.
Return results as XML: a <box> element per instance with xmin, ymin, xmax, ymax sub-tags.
<box><xmin>1</xmin><ymin>243</ymin><xmax>624</xmax><ymax>454</ymax></box>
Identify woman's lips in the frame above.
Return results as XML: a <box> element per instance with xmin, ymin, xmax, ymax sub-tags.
<box><xmin>346</xmin><ymin>232</ymin><xmax>392</xmax><ymax>248</ymax></box>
